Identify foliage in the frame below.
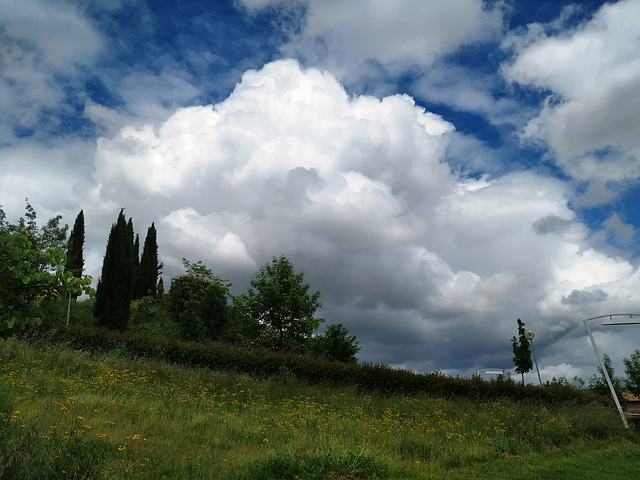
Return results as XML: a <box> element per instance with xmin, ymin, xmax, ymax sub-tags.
<box><xmin>182</xmin><ymin>257</ymin><xmax>216</xmax><ymax>280</ymax></box>
<box><xmin>157</xmin><ymin>277</ymin><xmax>164</xmax><ymax>297</ymax></box>
<box><xmin>310</xmin><ymin>323</ymin><xmax>360</xmax><ymax>363</ymax></box>
<box><xmin>200</xmin><ymin>281</ymin><xmax>232</xmax><ymax>339</ymax></box>
<box><xmin>224</xmin><ymin>296</ymin><xmax>264</xmax><ymax>347</ymax></box>
<box><xmin>588</xmin><ymin>354</ymin><xmax>625</xmax><ymax>403</ymax></box>
<box><xmin>624</xmin><ymin>349</ymin><xmax>640</xmax><ymax>397</ymax></box>
<box><xmin>168</xmin><ymin>274</ymin><xmax>210</xmax><ymax>315</ymax></box>
<box><xmin>129</xmin><ymin>296</ymin><xmax>177</xmax><ymax>336</ymax></box>
<box><xmin>511</xmin><ymin>318</ymin><xmax>533</xmax><ymax>384</ymax></box>
<box><xmin>243</xmin><ymin>255</ymin><xmax>323</xmax><ymax>351</ymax></box>
<box><xmin>136</xmin><ymin>222</ymin><xmax>162</xmax><ymax>299</ymax></box>
<box><xmin>64</xmin><ymin>210</ymin><xmax>84</xmax><ymax>279</ymax></box>
<box><xmin>544</xmin><ymin>375</ymin><xmax>586</xmax><ymax>390</ymax></box>
<box><xmin>31</xmin><ymin>325</ymin><xmax>611</xmax><ymax>407</ymax></box>
<box><xmin>168</xmin><ymin>259</ymin><xmax>232</xmax><ymax>342</ymax></box>
<box><xmin>179</xmin><ymin>299</ymin><xmax>207</xmax><ymax>341</ymax></box>
<box><xmin>94</xmin><ymin>210</ymin><xmax>136</xmax><ymax>331</ymax></box>
<box><xmin>0</xmin><ymin>202</ymin><xmax>93</xmax><ymax>336</ymax></box>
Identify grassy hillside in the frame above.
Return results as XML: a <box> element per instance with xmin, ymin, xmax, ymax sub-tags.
<box><xmin>1</xmin><ymin>337</ymin><xmax>638</xmax><ymax>479</ymax></box>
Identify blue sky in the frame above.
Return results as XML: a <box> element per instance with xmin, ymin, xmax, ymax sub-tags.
<box><xmin>2</xmin><ymin>0</ymin><xmax>640</xmax><ymax>381</ymax></box>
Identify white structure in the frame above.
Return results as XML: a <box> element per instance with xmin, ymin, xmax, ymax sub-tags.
<box><xmin>583</xmin><ymin>313</ymin><xmax>640</xmax><ymax>429</ymax></box>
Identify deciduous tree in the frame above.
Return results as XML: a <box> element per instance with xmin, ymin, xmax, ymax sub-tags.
<box><xmin>244</xmin><ymin>255</ymin><xmax>323</xmax><ymax>351</ymax></box>
<box><xmin>623</xmin><ymin>349</ymin><xmax>640</xmax><ymax>397</ymax></box>
<box><xmin>168</xmin><ymin>258</ymin><xmax>231</xmax><ymax>341</ymax></box>
<box><xmin>0</xmin><ymin>202</ymin><xmax>93</xmax><ymax>336</ymax></box>
<box><xmin>311</xmin><ymin>323</ymin><xmax>360</xmax><ymax>363</ymax></box>
<box><xmin>589</xmin><ymin>354</ymin><xmax>625</xmax><ymax>401</ymax></box>
<box><xmin>511</xmin><ymin>318</ymin><xmax>533</xmax><ymax>384</ymax></box>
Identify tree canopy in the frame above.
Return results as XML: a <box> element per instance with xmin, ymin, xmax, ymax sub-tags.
<box><xmin>511</xmin><ymin>318</ymin><xmax>533</xmax><ymax>384</ymax></box>
<box><xmin>244</xmin><ymin>255</ymin><xmax>323</xmax><ymax>351</ymax></box>
<box><xmin>311</xmin><ymin>323</ymin><xmax>360</xmax><ymax>363</ymax></box>
<box><xmin>589</xmin><ymin>354</ymin><xmax>625</xmax><ymax>400</ymax></box>
<box><xmin>65</xmin><ymin>210</ymin><xmax>84</xmax><ymax>278</ymax></box>
<box><xmin>94</xmin><ymin>210</ymin><xmax>136</xmax><ymax>331</ymax></box>
<box><xmin>168</xmin><ymin>258</ymin><xmax>231</xmax><ymax>342</ymax></box>
<box><xmin>0</xmin><ymin>202</ymin><xmax>93</xmax><ymax>336</ymax></box>
<box><xmin>137</xmin><ymin>222</ymin><xmax>162</xmax><ymax>299</ymax></box>
<box><xmin>623</xmin><ymin>349</ymin><xmax>640</xmax><ymax>398</ymax></box>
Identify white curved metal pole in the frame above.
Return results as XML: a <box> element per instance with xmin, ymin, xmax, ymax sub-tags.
<box><xmin>530</xmin><ymin>339</ymin><xmax>542</xmax><ymax>386</ymax></box>
<box><xmin>582</xmin><ymin>314</ymin><xmax>640</xmax><ymax>429</ymax></box>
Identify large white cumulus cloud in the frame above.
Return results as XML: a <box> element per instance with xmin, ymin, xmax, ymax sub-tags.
<box><xmin>503</xmin><ymin>0</ymin><xmax>640</xmax><ymax>184</ymax></box>
<box><xmin>92</xmin><ymin>59</ymin><xmax>640</xmax><ymax>374</ymax></box>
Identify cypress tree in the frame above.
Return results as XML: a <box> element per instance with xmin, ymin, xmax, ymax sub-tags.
<box><xmin>94</xmin><ymin>210</ymin><xmax>135</xmax><ymax>330</ymax></box>
<box><xmin>133</xmin><ymin>233</ymin><xmax>140</xmax><ymax>299</ymax></box>
<box><xmin>65</xmin><ymin>210</ymin><xmax>84</xmax><ymax>278</ymax></box>
<box><xmin>137</xmin><ymin>222</ymin><xmax>162</xmax><ymax>298</ymax></box>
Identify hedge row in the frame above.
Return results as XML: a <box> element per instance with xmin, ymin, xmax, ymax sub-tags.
<box><xmin>24</xmin><ymin>326</ymin><xmax>609</xmax><ymax>407</ymax></box>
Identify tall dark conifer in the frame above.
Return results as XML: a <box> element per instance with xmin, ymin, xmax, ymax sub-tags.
<box><xmin>94</xmin><ymin>210</ymin><xmax>135</xmax><ymax>330</ymax></box>
<box><xmin>137</xmin><ymin>222</ymin><xmax>162</xmax><ymax>298</ymax></box>
<box><xmin>65</xmin><ymin>210</ymin><xmax>85</xmax><ymax>278</ymax></box>
<box><xmin>133</xmin><ymin>233</ymin><xmax>140</xmax><ymax>299</ymax></box>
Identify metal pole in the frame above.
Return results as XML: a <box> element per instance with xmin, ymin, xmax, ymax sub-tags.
<box><xmin>66</xmin><ymin>293</ymin><xmax>71</xmax><ymax>326</ymax></box>
<box><xmin>583</xmin><ymin>316</ymin><xmax>628</xmax><ymax>428</ymax></box>
<box><xmin>530</xmin><ymin>339</ymin><xmax>542</xmax><ymax>386</ymax></box>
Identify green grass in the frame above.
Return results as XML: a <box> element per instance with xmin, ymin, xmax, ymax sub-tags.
<box><xmin>1</xmin><ymin>337</ymin><xmax>638</xmax><ymax>479</ymax></box>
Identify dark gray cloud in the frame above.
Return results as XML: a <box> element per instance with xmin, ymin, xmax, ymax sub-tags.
<box><xmin>532</xmin><ymin>215</ymin><xmax>572</xmax><ymax>235</ymax></box>
<box><xmin>561</xmin><ymin>288</ymin><xmax>608</xmax><ymax>306</ymax></box>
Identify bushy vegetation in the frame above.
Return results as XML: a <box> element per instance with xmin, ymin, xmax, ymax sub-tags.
<box><xmin>2</xmin><ymin>205</ymin><xmax>359</xmax><ymax>364</ymax></box>
<box><xmin>21</xmin><ymin>325</ymin><xmax>611</xmax><ymax>408</ymax></box>
<box><xmin>0</xmin><ymin>202</ymin><xmax>93</xmax><ymax>337</ymax></box>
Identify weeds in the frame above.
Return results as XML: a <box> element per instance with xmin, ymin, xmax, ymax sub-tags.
<box><xmin>0</xmin><ymin>337</ymin><xmax>636</xmax><ymax>479</ymax></box>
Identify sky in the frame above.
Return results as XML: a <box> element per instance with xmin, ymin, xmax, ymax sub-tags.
<box><xmin>2</xmin><ymin>0</ymin><xmax>640</xmax><ymax>383</ymax></box>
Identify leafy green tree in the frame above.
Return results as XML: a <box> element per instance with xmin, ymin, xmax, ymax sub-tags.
<box><xmin>168</xmin><ymin>258</ymin><xmax>231</xmax><ymax>341</ymax></box>
<box><xmin>0</xmin><ymin>202</ymin><xmax>93</xmax><ymax>336</ymax></box>
<box><xmin>182</xmin><ymin>258</ymin><xmax>216</xmax><ymax>280</ymax></box>
<box><xmin>226</xmin><ymin>295</ymin><xmax>263</xmax><ymax>347</ymax></box>
<box><xmin>244</xmin><ymin>255</ymin><xmax>323</xmax><ymax>351</ymax></box>
<box><xmin>200</xmin><ymin>282</ymin><xmax>231</xmax><ymax>340</ymax></box>
<box><xmin>137</xmin><ymin>223</ymin><xmax>162</xmax><ymax>298</ymax></box>
<box><xmin>511</xmin><ymin>318</ymin><xmax>533</xmax><ymax>384</ymax></box>
<box><xmin>3</xmin><ymin>199</ymin><xmax>68</xmax><ymax>254</ymax></box>
<box><xmin>623</xmin><ymin>349</ymin><xmax>640</xmax><ymax>397</ymax></box>
<box><xmin>94</xmin><ymin>210</ymin><xmax>136</xmax><ymax>331</ymax></box>
<box><xmin>311</xmin><ymin>323</ymin><xmax>360</xmax><ymax>363</ymax></box>
<box><xmin>169</xmin><ymin>275</ymin><xmax>210</xmax><ymax>316</ymax></box>
<box><xmin>589</xmin><ymin>354</ymin><xmax>625</xmax><ymax>407</ymax></box>
<box><xmin>179</xmin><ymin>299</ymin><xmax>207</xmax><ymax>341</ymax></box>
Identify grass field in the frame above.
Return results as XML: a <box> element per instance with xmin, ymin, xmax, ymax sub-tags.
<box><xmin>1</xmin><ymin>336</ymin><xmax>638</xmax><ymax>479</ymax></box>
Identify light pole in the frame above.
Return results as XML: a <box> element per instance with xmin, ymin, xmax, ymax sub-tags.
<box><xmin>66</xmin><ymin>293</ymin><xmax>72</xmax><ymax>326</ymax></box>
<box><xmin>583</xmin><ymin>314</ymin><xmax>640</xmax><ymax>429</ymax></box>
<box><xmin>524</xmin><ymin>329</ymin><xmax>542</xmax><ymax>385</ymax></box>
